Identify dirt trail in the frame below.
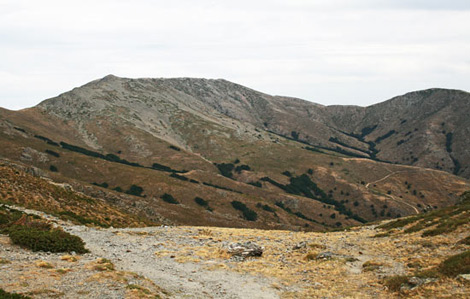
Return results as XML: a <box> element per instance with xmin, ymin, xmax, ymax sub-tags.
<box><xmin>366</xmin><ymin>170</ymin><xmax>420</xmax><ymax>214</ymax></box>
<box><xmin>6</xmin><ymin>205</ymin><xmax>279</xmax><ymax>299</ymax></box>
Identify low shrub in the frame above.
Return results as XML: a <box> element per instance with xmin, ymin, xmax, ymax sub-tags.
<box><xmin>8</xmin><ymin>225</ymin><xmax>88</xmax><ymax>253</ymax></box>
<box><xmin>383</xmin><ymin>275</ymin><xmax>409</xmax><ymax>292</ymax></box>
<box><xmin>161</xmin><ymin>193</ymin><xmax>179</xmax><ymax>204</ymax></box>
<box><xmin>194</xmin><ymin>197</ymin><xmax>213</xmax><ymax>211</ymax></box>
<box><xmin>438</xmin><ymin>250</ymin><xmax>470</xmax><ymax>277</ymax></box>
<box><xmin>125</xmin><ymin>185</ymin><xmax>144</xmax><ymax>197</ymax></box>
<box><xmin>45</xmin><ymin>149</ymin><xmax>60</xmax><ymax>157</ymax></box>
<box><xmin>0</xmin><ymin>289</ymin><xmax>31</xmax><ymax>299</ymax></box>
<box><xmin>256</xmin><ymin>203</ymin><xmax>275</xmax><ymax>213</ymax></box>
<box><xmin>231</xmin><ymin>201</ymin><xmax>257</xmax><ymax>221</ymax></box>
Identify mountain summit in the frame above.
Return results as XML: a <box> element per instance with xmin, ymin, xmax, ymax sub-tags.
<box><xmin>0</xmin><ymin>76</ymin><xmax>468</xmax><ymax>230</ymax></box>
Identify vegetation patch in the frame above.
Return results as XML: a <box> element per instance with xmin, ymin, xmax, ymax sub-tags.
<box><xmin>34</xmin><ymin>135</ymin><xmax>59</xmax><ymax>146</ymax></box>
<box><xmin>2</xmin><ymin>212</ymin><xmax>88</xmax><ymax>253</ymax></box>
<box><xmin>215</xmin><ymin>163</ymin><xmax>235</xmax><ymax>178</ymax></box>
<box><xmin>0</xmin><ymin>289</ymin><xmax>31</xmax><ymax>299</ymax></box>
<box><xmin>262</xmin><ymin>174</ymin><xmax>365</xmax><ymax>223</ymax></box>
<box><xmin>125</xmin><ymin>184</ymin><xmax>145</xmax><ymax>197</ymax></box>
<box><xmin>194</xmin><ymin>197</ymin><xmax>213</xmax><ymax>211</ymax></box>
<box><xmin>231</xmin><ymin>201</ymin><xmax>257</xmax><ymax>221</ymax></box>
<box><xmin>45</xmin><ymin>149</ymin><xmax>60</xmax><ymax>157</ymax></box>
<box><xmin>383</xmin><ymin>275</ymin><xmax>410</xmax><ymax>292</ymax></box>
<box><xmin>375</xmin><ymin>130</ymin><xmax>396</xmax><ymax>143</ymax></box>
<box><xmin>170</xmin><ymin>173</ymin><xmax>189</xmax><ymax>181</ymax></box>
<box><xmin>256</xmin><ymin>203</ymin><xmax>276</xmax><ymax>213</ymax></box>
<box><xmin>161</xmin><ymin>193</ymin><xmax>179</xmax><ymax>204</ymax></box>
<box><xmin>438</xmin><ymin>250</ymin><xmax>470</xmax><ymax>277</ymax></box>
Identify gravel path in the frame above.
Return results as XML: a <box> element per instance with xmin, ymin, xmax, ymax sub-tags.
<box><xmin>8</xmin><ymin>205</ymin><xmax>280</xmax><ymax>299</ymax></box>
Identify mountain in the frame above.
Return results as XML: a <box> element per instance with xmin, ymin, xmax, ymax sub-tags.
<box><xmin>0</xmin><ymin>75</ymin><xmax>468</xmax><ymax>231</ymax></box>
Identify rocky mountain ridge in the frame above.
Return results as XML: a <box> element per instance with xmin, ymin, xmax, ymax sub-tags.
<box><xmin>0</xmin><ymin>75</ymin><xmax>469</xmax><ymax>231</ymax></box>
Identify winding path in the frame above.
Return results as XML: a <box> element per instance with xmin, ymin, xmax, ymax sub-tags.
<box><xmin>365</xmin><ymin>170</ymin><xmax>420</xmax><ymax>214</ymax></box>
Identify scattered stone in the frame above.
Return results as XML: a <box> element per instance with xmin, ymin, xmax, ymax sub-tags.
<box><xmin>227</xmin><ymin>242</ymin><xmax>263</xmax><ymax>260</ymax></box>
<box><xmin>292</xmin><ymin>241</ymin><xmax>308</xmax><ymax>250</ymax></box>
<box><xmin>315</xmin><ymin>252</ymin><xmax>334</xmax><ymax>260</ymax></box>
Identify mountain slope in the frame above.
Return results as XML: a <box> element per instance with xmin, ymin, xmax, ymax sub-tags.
<box><xmin>0</xmin><ymin>75</ymin><xmax>468</xmax><ymax>231</ymax></box>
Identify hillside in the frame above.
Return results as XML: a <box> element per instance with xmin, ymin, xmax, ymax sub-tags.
<box><xmin>0</xmin><ymin>75</ymin><xmax>469</xmax><ymax>230</ymax></box>
<box><xmin>1</xmin><ymin>191</ymin><xmax>469</xmax><ymax>298</ymax></box>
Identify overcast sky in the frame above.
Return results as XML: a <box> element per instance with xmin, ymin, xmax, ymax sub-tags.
<box><xmin>1</xmin><ymin>0</ymin><xmax>469</xmax><ymax>110</ymax></box>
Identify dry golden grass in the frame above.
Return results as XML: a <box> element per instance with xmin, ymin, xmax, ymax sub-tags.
<box><xmin>35</xmin><ymin>261</ymin><xmax>54</xmax><ymax>269</ymax></box>
<box><xmin>60</xmin><ymin>255</ymin><xmax>79</xmax><ymax>262</ymax></box>
<box><xmin>148</xmin><ymin>223</ymin><xmax>470</xmax><ymax>298</ymax></box>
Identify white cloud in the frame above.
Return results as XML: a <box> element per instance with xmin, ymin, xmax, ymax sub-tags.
<box><xmin>0</xmin><ymin>0</ymin><xmax>469</xmax><ymax>109</ymax></box>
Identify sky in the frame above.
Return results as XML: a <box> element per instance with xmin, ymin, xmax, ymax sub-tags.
<box><xmin>1</xmin><ymin>0</ymin><xmax>469</xmax><ymax>110</ymax></box>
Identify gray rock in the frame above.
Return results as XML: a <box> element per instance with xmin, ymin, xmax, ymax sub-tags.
<box><xmin>227</xmin><ymin>242</ymin><xmax>263</xmax><ymax>260</ymax></box>
<box><xmin>292</xmin><ymin>241</ymin><xmax>308</xmax><ymax>250</ymax></box>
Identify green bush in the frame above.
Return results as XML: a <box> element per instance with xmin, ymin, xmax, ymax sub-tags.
<box><xmin>49</xmin><ymin>165</ymin><xmax>58</xmax><ymax>172</ymax></box>
<box><xmin>161</xmin><ymin>193</ymin><xmax>179</xmax><ymax>204</ymax></box>
<box><xmin>0</xmin><ymin>289</ymin><xmax>31</xmax><ymax>299</ymax></box>
<box><xmin>256</xmin><ymin>203</ymin><xmax>275</xmax><ymax>213</ymax></box>
<box><xmin>438</xmin><ymin>250</ymin><xmax>470</xmax><ymax>277</ymax></box>
<box><xmin>383</xmin><ymin>275</ymin><xmax>409</xmax><ymax>292</ymax></box>
<box><xmin>126</xmin><ymin>185</ymin><xmax>144</xmax><ymax>197</ymax></box>
<box><xmin>231</xmin><ymin>201</ymin><xmax>257</xmax><ymax>221</ymax></box>
<box><xmin>8</xmin><ymin>226</ymin><xmax>88</xmax><ymax>254</ymax></box>
<box><xmin>194</xmin><ymin>197</ymin><xmax>213</xmax><ymax>211</ymax></box>
<box><xmin>215</xmin><ymin>163</ymin><xmax>235</xmax><ymax>178</ymax></box>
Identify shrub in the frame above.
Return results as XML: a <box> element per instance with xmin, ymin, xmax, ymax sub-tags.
<box><xmin>8</xmin><ymin>225</ymin><xmax>88</xmax><ymax>253</ymax></box>
<box><xmin>170</xmin><ymin>173</ymin><xmax>189</xmax><ymax>181</ymax></box>
<box><xmin>247</xmin><ymin>181</ymin><xmax>262</xmax><ymax>188</ymax></box>
<box><xmin>49</xmin><ymin>165</ymin><xmax>58</xmax><ymax>172</ymax></box>
<box><xmin>0</xmin><ymin>289</ymin><xmax>31</xmax><ymax>299</ymax></box>
<box><xmin>45</xmin><ymin>149</ymin><xmax>60</xmax><ymax>157</ymax></box>
<box><xmin>231</xmin><ymin>201</ymin><xmax>257</xmax><ymax>221</ymax></box>
<box><xmin>113</xmin><ymin>186</ymin><xmax>123</xmax><ymax>192</ymax></box>
<box><xmin>125</xmin><ymin>185</ymin><xmax>144</xmax><ymax>197</ymax></box>
<box><xmin>383</xmin><ymin>275</ymin><xmax>409</xmax><ymax>292</ymax></box>
<box><xmin>92</xmin><ymin>182</ymin><xmax>109</xmax><ymax>188</ymax></box>
<box><xmin>169</xmin><ymin>145</ymin><xmax>181</xmax><ymax>151</ymax></box>
<box><xmin>215</xmin><ymin>163</ymin><xmax>235</xmax><ymax>178</ymax></box>
<box><xmin>235</xmin><ymin>164</ymin><xmax>251</xmax><ymax>173</ymax></box>
<box><xmin>194</xmin><ymin>197</ymin><xmax>212</xmax><ymax>211</ymax></box>
<box><xmin>256</xmin><ymin>203</ymin><xmax>275</xmax><ymax>213</ymax></box>
<box><xmin>161</xmin><ymin>193</ymin><xmax>179</xmax><ymax>204</ymax></box>
<box><xmin>438</xmin><ymin>250</ymin><xmax>470</xmax><ymax>277</ymax></box>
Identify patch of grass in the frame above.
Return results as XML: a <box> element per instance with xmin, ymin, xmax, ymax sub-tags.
<box><xmin>126</xmin><ymin>284</ymin><xmax>151</xmax><ymax>295</ymax></box>
<box><xmin>362</xmin><ymin>261</ymin><xmax>383</xmax><ymax>272</ymax></box>
<box><xmin>0</xmin><ymin>289</ymin><xmax>31</xmax><ymax>299</ymax></box>
<box><xmin>36</xmin><ymin>261</ymin><xmax>54</xmax><ymax>269</ymax></box>
<box><xmin>438</xmin><ymin>250</ymin><xmax>470</xmax><ymax>277</ymax></box>
<box><xmin>94</xmin><ymin>258</ymin><xmax>115</xmax><ymax>271</ymax></box>
<box><xmin>383</xmin><ymin>275</ymin><xmax>410</xmax><ymax>292</ymax></box>
<box><xmin>304</xmin><ymin>252</ymin><xmax>319</xmax><ymax>261</ymax></box>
